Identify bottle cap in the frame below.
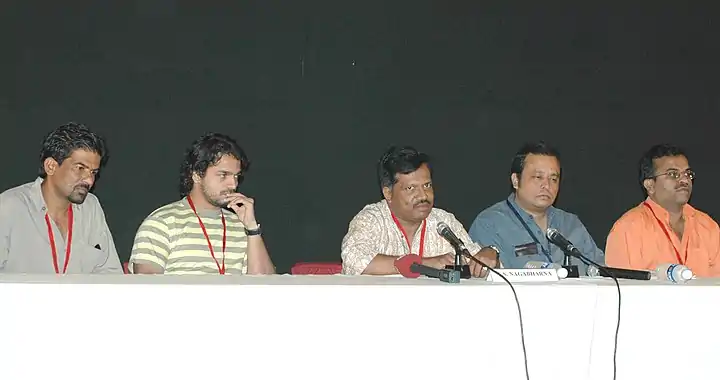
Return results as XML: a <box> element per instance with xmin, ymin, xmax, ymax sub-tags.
<box><xmin>680</xmin><ymin>269</ymin><xmax>694</xmax><ymax>281</ymax></box>
<box><xmin>557</xmin><ymin>267</ymin><xmax>568</xmax><ymax>279</ymax></box>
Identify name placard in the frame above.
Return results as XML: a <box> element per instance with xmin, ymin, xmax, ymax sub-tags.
<box><xmin>486</xmin><ymin>268</ymin><xmax>560</xmax><ymax>283</ymax></box>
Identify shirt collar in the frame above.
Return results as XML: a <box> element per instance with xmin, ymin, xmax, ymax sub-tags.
<box><xmin>30</xmin><ymin>177</ymin><xmax>81</xmax><ymax>216</ymax></box>
<box><xmin>643</xmin><ymin>196</ymin><xmax>696</xmax><ymax>222</ymax></box>
<box><xmin>506</xmin><ymin>193</ymin><xmax>556</xmax><ymax>220</ymax></box>
<box><xmin>30</xmin><ymin>177</ymin><xmax>49</xmax><ymax>213</ymax></box>
<box><xmin>182</xmin><ymin>196</ymin><xmax>231</xmax><ymax>219</ymax></box>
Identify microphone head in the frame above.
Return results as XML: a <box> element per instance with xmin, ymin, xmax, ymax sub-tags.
<box><xmin>546</xmin><ymin>228</ymin><xmax>558</xmax><ymax>240</ymax></box>
<box><xmin>395</xmin><ymin>254</ymin><xmax>422</xmax><ymax>278</ymax></box>
<box><xmin>436</xmin><ymin>221</ymin><xmax>450</xmax><ymax>235</ymax></box>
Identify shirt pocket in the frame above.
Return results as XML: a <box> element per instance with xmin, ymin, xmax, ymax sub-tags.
<box><xmin>73</xmin><ymin>242</ymin><xmax>109</xmax><ymax>273</ymax></box>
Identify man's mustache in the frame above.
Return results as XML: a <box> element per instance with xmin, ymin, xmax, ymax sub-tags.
<box><xmin>414</xmin><ymin>200</ymin><xmax>431</xmax><ymax>206</ymax></box>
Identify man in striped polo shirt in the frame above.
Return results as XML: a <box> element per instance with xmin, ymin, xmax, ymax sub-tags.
<box><xmin>129</xmin><ymin>133</ymin><xmax>275</xmax><ymax>275</ymax></box>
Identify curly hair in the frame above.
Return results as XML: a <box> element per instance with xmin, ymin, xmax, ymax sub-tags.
<box><xmin>178</xmin><ymin>133</ymin><xmax>250</xmax><ymax>196</ymax></box>
<box><xmin>38</xmin><ymin>122</ymin><xmax>108</xmax><ymax>178</ymax></box>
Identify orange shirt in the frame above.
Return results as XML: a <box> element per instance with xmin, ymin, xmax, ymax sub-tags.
<box><xmin>606</xmin><ymin>197</ymin><xmax>720</xmax><ymax>277</ymax></box>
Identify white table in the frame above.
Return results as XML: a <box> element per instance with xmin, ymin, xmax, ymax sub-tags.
<box><xmin>0</xmin><ymin>274</ymin><xmax>717</xmax><ymax>380</ymax></box>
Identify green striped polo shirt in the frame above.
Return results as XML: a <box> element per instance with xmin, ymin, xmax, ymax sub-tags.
<box><xmin>129</xmin><ymin>197</ymin><xmax>248</xmax><ymax>275</ymax></box>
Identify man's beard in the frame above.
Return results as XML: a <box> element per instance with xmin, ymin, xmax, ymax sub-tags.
<box><xmin>67</xmin><ymin>185</ymin><xmax>90</xmax><ymax>204</ymax></box>
<box><xmin>201</xmin><ymin>183</ymin><xmax>232</xmax><ymax>208</ymax></box>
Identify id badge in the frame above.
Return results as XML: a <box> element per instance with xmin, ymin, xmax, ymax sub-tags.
<box><xmin>514</xmin><ymin>242</ymin><xmax>539</xmax><ymax>257</ymax></box>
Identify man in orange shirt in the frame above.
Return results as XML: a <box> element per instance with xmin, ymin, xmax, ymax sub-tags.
<box><xmin>605</xmin><ymin>144</ymin><xmax>720</xmax><ymax>277</ymax></box>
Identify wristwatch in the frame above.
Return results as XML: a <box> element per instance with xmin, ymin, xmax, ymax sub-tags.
<box><xmin>486</xmin><ymin>245</ymin><xmax>501</xmax><ymax>268</ymax></box>
<box><xmin>486</xmin><ymin>245</ymin><xmax>501</xmax><ymax>255</ymax></box>
<box><xmin>245</xmin><ymin>224</ymin><xmax>262</xmax><ymax>236</ymax></box>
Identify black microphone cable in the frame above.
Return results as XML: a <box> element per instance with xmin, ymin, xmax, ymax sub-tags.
<box><xmin>461</xmin><ymin>251</ymin><xmax>530</xmax><ymax>380</ymax></box>
<box><xmin>573</xmin><ymin>255</ymin><xmax>621</xmax><ymax>380</ymax></box>
<box><xmin>546</xmin><ymin>228</ymin><xmax>621</xmax><ymax>380</ymax></box>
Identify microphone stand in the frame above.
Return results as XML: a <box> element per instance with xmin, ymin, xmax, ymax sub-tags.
<box><xmin>445</xmin><ymin>244</ymin><xmax>472</xmax><ymax>279</ymax></box>
<box><xmin>562</xmin><ymin>251</ymin><xmax>580</xmax><ymax>278</ymax></box>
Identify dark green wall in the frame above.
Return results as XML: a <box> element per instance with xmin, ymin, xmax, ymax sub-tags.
<box><xmin>0</xmin><ymin>2</ymin><xmax>717</xmax><ymax>272</ymax></box>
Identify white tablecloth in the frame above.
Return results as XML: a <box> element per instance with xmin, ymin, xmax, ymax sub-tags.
<box><xmin>0</xmin><ymin>274</ymin><xmax>716</xmax><ymax>380</ymax></box>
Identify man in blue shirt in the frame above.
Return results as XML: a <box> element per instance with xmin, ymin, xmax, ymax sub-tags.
<box><xmin>468</xmin><ymin>141</ymin><xmax>604</xmax><ymax>271</ymax></box>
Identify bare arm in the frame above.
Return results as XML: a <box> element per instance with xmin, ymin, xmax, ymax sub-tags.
<box><xmin>447</xmin><ymin>213</ymin><xmax>499</xmax><ymax>276</ymax></box>
<box><xmin>362</xmin><ymin>254</ymin><xmax>400</xmax><ymax>275</ymax></box>
<box><xmin>133</xmin><ymin>262</ymin><xmax>164</xmax><ymax>274</ymax></box>
<box><xmin>246</xmin><ymin>234</ymin><xmax>275</xmax><ymax>274</ymax></box>
<box><xmin>223</xmin><ymin>193</ymin><xmax>275</xmax><ymax>274</ymax></box>
<box><xmin>363</xmin><ymin>253</ymin><xmax>455</xmax><ymax>275</ymax></box>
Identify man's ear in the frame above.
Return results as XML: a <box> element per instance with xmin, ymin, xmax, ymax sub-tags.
<box><xmin>643</xmin><ymin>178</ymin><xmax>654</xmax><ymax>195</ymax></box>
<box><xmin>192</xmin><ymin>172</ymin><xmax>202</xmax><ymax>183</ymax></box>
<box><xmin>382</xmin><ymin>186</ymin><xmax>392</xmax><ymax>202</ymax></box>
<box><xmin>43</xmin><ymin>158</ymin><xmax>59</xmax><ymax>177</ymax></box>
<box><xmin>511</xmin><ymin>173</ymin><xmax>519</xmax><ymax>190</ymax></box>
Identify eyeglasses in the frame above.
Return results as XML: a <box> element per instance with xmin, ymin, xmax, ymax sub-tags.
<box><xmin>649</xmin><ymin>170</ymin><xmax>695</xmax><ymax>181</ymax></box>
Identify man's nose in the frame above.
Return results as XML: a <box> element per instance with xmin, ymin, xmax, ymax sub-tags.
<box><xmin>539</xmin><ymin>178</ymin><xmax>550</xmax><ymax>189</ymax></box>
<box><xmin>226</xmin><ymin>176</ymin><xmax>239</xmax><ymax>189</ymax></box>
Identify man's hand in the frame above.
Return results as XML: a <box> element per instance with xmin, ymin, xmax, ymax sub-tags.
<box><xmin>469</xmin><ymin>247</ymin><xmax>499</xmax><ymax>277</ymax></box>
<box><xmin>223</xmin><ymin>193</ymin><xmax>258</xmax><ymax>229</ymax></box>
<box><xmin>422</xmin><ymin>253</ymin><xmax>455</xmax><ymax>269</ymax></box>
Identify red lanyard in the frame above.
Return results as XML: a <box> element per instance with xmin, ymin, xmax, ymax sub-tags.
<box><xmin>44</xmin><ymin>205</ymin><xmax>73</xmax><ymax>274</ymax></box>
<box><xmin>187</xmin><ymin>197</ymin><xmax>226</xmax><ymax>274</ymax></box>
<box><xmin>643</xmin><ymin>202</ymin><xmax>687</xmax><ymax>265</ymax></box>
<box><xmin>391</xmin><ymin>213</ymin><xmax>427</xmax><ymax>257</ymax></box>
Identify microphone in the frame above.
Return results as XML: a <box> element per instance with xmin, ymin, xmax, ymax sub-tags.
<box><xmin>410</xmin><ymin>263</ymin><xmax>461</xmax><ymax>283</ymax></box>
<box><xmin>548</xmin><ymin>228</ymin><xmax>650</xmax><ymax>281</ymax></box>
<box><xmin>436</xmin><ymin>222</ymin><xmax>467</xmax><ymax>251</ymax></box>
<box><xmin>524</xmin><ymin>261</ymin><xmax>569</xmax><ymax>278</ymax></box>
<box><xmin>545</xmin><ymin>228</ymin><xmax>580</xmax><ymax>255</ymax></box>
<box><xmin>587</xmin><ymin>265</ymin><xmax>651</xmax><ymax>281</ymax></box>
<box><xmin>545</xmin><ymin>228</ymin><xmax>581</xmax><ymax>278</ymax></box>
<box><xmin>436</xmin><ymin>222</ymin><xmax>472</xmax><ymax>279</ymax></box>
<box><xmin>395</xmin><ymin>254</ymin><xmax>461</xmax><ymax>283</ymax></box>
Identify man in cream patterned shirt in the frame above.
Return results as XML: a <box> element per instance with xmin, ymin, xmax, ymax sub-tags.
<box><xmin>341</xmin><ymin>146</ymin><xmax>499</xmax><ymax>276</ymax></box>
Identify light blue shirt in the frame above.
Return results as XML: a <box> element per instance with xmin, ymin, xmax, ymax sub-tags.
<box><xmin>468</xmin><ymin>194</ymin><xmax>605</xmax><ymax>272</ymax></box>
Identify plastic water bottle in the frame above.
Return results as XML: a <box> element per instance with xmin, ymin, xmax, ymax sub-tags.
<box><xmin>524</xmin><ymin>261</ymin><xmax>569</xmax><ymax>279</ymax></box>
<box><xmin>655</xmin><ymin>263</ymin><xmax>694</xmax><ymax>283</ymax></box>
<box><xmin>587</xmin><ymin>265</ymin><xmax>600</xmax><ymax>277</ymax></box>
